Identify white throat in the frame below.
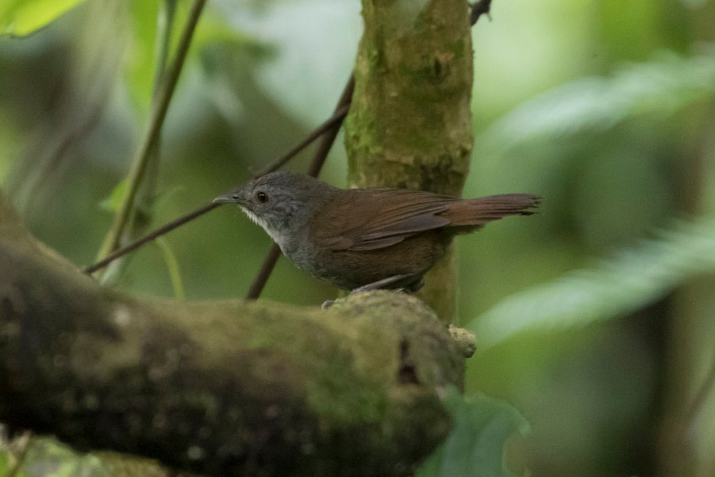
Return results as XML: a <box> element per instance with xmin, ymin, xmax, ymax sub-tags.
<box><xmin>241</xmin><ymin>208</ymin><xmax>283</xmax><ymax>246</ymax></box>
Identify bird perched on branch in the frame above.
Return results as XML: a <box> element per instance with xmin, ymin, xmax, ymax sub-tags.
<box><xmin>215</xmin><ymin>171</ymin><xmax>540</xmax><ymax>293</ymax></box>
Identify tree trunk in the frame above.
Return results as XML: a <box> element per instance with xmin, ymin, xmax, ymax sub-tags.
<box><xmin>345</xmin><ymin>0</ymin><xmax>474</xmax><ymax>322</ymax></box>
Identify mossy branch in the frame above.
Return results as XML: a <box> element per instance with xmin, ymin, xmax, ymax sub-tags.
<box><xmin>0</xmin><ymin>192</ymin><xmax>474</xmax><ymax>477</ymax></box>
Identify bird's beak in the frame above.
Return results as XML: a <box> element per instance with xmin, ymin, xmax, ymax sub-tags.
<box><xmin>213</xmin><ymin>192</ymin><xmax>245</xmax><ymax>205</ymax></box>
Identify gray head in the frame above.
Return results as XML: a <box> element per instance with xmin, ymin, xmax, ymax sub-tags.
<box><xmin>214</xmin><ymin>171</ymin><xmax>336</xmax><ymax>246</ymax></box>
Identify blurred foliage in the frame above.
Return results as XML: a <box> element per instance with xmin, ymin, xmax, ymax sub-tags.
<box><xmin>473</xmin><ymin>218</ymin><xmax>715</xmax><ymax>348</ymax></box>
<box><xmin>416</xmin><ymin>389</ymin><xmax>529</xmax><ymax>477</ymax></box>
<box><xmin>2</xmin><ymin>0</ymin><xmax>715</xmax><ymax>476</ymax></box>
<box><xmin>479</xmin><ymin>49</ymin><xmax>715</xmax><ymax>156</ymax></box>
<box><xmin>0</xmin><ymin>0</ymin><xmax>87</xmax><ymax>37</ymax></box>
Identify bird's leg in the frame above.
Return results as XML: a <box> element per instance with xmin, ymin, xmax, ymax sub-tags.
<box><xmin>403</xmin><ymin>275</ymin><xmax>424</xmax><ymax>293</ymax></box>
<box><xmin>351</xmin><ymin>273</ymin><xmax>424</xmax><ymax>294</ymax></box>
<box><xmin>321</xmin><ymin>274</ymin><xmax>424</xmax><ymax>310</ymax></box>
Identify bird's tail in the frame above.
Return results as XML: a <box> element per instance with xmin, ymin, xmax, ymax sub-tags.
<box><xmin>444</xmin><ymin>193</ymin><xmax>541</xmax><ymax>230</ymax></box>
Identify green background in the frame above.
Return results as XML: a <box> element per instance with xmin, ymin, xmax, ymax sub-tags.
<box><xmin>2</xmin><ymin>0</ymin><xmax>715</xmax><ymax>475</ymax></box>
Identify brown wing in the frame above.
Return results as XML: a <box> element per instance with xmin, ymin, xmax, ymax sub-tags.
<box><xmin>311</xmin><ymin>188</ymin><xmax>456</xmax><ymax>251</ymax></box>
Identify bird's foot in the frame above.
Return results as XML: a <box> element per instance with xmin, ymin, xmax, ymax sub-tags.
<box><xmin>322</xmin><ymin>274</ymin><xmax>424</xmax><ymax>310</ymax></box>
<box><xmin>350</xmin><ymin>273</ymin><xmax>424</xmax><ymax>294</ymax></box>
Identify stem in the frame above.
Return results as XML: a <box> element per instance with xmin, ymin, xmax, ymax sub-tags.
<box><xmin>470</xmin><ymin>0</ymin><xmax>493</xmax><ymax>24</ymax></box>
<box><xmin>252</xmin><ymin>104</ymin><xmax>350</xmax><ymax>177</ymax></box>
<box><xmin>84</xmin><ymin>202</ymin><xmax>219</xmax><ymax>274</ymax></box>
<box><xmin>95</xmin><ymin>0</ymin><xmax>208</xmax><ymax>263</ymax></box>
<box><xmin>99</xmin><ymin>0</ymin><xmax>179</xmax><ymax>284</ymax></box>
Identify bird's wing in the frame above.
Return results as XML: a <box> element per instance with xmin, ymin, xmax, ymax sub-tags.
<box><xmin>311</xmin><ymin>188</ymin><xmax>455</xmax><ymax>251</ymax></box>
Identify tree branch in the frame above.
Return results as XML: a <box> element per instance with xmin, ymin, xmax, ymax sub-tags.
<box><xmin>0</xmin><ymin>192</ymin><xmax>472</xmax><ymax>477</ymax></box>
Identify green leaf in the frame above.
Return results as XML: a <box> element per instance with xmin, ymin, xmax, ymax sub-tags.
<box><xmin>155</xmin><ymin>237</ymin><xmax>186</xmax><ymax>300</ymax></box>
<box><xmin>416</xmin><ymin>388</ymin><xmax>529</xmax><ymax>477</ymax></box>
<box><xmin>123</xmin><ymin>1</ymin><xmax>265</xmax><ymax>114</ymax></box>
<box><xmin>471</xmin><ymin>218</ymin><xmax>715</xmax><ymax>348</ymax></box>
<box><xmin>99</xmin><ymin>179</ymin><xmax>128</xmax><ymax>213</ymax></box>
<box><xmin>0</xmin><ymin>0</ymin><xmax>88</xmax><ymax>37</ymax></box>
<box><xmin>0</xmin><ymin>448</ymin><xmax>30</xmax><ymax>477</ymax></box>
<box><xmin>681</xmin><ymin>0</ymin><xmax>709</xmax><ymax>7</ymax></box>
<box><xmin>215</xmin><ymin>0</ymin><xmax>361</xmax><ymax>124</ymax></box>
<box><xmin>480</xmin><ymin>50</ymin><xmax>715</xmax><ymax>154</ymax></box>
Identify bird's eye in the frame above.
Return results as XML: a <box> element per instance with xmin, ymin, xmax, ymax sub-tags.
<box><xmin>256</xmin><ymin>191</ymin><xmax>269</xmax><ymax>203</ymax></box>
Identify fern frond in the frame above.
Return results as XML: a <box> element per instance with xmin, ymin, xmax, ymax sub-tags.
<box><xmin>470</xmin><ymin>218</ymin><xmax>715</xmax><ymax>348</ymax></box>
<box><xmin>480</xmin><ymin>50</ymin><xmax>715</xmax><ymax>153</ymax></box>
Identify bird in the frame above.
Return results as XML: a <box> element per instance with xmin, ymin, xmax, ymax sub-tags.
<box><xmin>214</xmin><ymin>171</ymin><xmax>540</xmax><ymax>293</ymax></box>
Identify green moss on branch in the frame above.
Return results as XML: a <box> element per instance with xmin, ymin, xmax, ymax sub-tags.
<box><xmin>0</xmin><ymin>192</ymin><xmax>472</xmax><ymax>477</ymax></box>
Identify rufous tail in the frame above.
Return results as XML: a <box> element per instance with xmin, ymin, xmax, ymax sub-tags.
<box><xmin>444</xmin><ymin>194</ymin><xmax>541</xmax><ymax>229</ymax></box>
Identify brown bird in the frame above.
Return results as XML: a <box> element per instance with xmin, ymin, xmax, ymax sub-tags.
<box><xmin>215</xmin><ymin>172</ymin><xmax>540</xmax><ymax>292</ymax></box>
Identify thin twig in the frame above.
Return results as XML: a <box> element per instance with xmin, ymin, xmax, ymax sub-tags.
<box><xmin>84</xmin><ymin>202</ymin><xmax>219</xmax><ymax>274</ymax></box>
<box><xmin>245</xmin><ymin>77</ymin><xmax>356</xmax><ymax>299</ymax></box>
<box><xmin>95</xmin><ymin>0</ymin><xmax>208</xmax><ymax>262</ymax></box>
<box><xmin>83</xmin><ymin>105</ymin><xmax>349</xmax><ymax>274</ymax></box>
<box><xmin>470</xmin><ymin>0</ymin><xmax>493</xmax><ymax>25</ymax></box>
<box><xmin>252</xmin><ymin>105</ymin><xmax>350</xmax><ymax>177</ymax></box>
<box><xmin>99</xmin><ymin>0</ymin><xmax>178</xmax><ymax>284</ymax></box>
<box><xmin>245</xmin><ymin>245</ymin><xmax>283</xmax><ymax>299</ymax></box>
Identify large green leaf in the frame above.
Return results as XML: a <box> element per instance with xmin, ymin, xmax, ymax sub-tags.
<box><xmin>0</xmin><ymin>0</ymin><xmax>87</xmax><ymax>37</ymax></box>
<box><xmin>214</xmin><ymin>0</ymin><xmax>361</xmax><ymax>124</ymax></box>
<box><xmin>471</xmin><ymin>218</ymin><xmax>715</xmax><ymax>348</ymax></box>
<box><xmin>479</xmin><ymin>50</ymin><xmax>715</xmax><ymax>154</ymax></box>
<box><xmin>416</xmin><ymin>389</ymin><xmax>529</xmax><ymax>477</ymax></box>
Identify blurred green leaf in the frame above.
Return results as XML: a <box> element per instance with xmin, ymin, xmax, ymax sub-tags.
<box><xmin>681</xmin><ymin>0</ymin><xmax>709</xmax><ymax>8</ymax></box>
<box><xmin>124</xmin><ymin>1</ymin><xmax>265</xmax><ymax>114</ymax></box>
<box><xmin>480</xmin><ymin>50</ymin><xmax>715</xmax><ymax>154</ymax></box>
<box><xmin>416</xmin><ymin>388</ymin><xmax>529</xmax><ymax>477</ymax></box>
<box><xmin>0</xmin><ymin>0</ymin><xmax>87</xmax><ymax>37</ymax></box>
<box><xmin>472</xmin><ymin>218</ymin><xmax>715</xmax><ymax>348</ymax></box>
<box><xmin>99</xmin><ymin>179</ymin><xmax>128</xmax><ymax>213</ymax></box>
<box><xmin>215</xmin><ymin>0</ymin><xmax>361</xmax><ymax>124</ymax></box>
<box><xmin>22</xmin><ymin>437</ymin><xmax>107</xmax><ymax>477</ymax></box>
<box><xmin>0</xmin><ymin>451</ymin><xmax>30</xmax><ymax>477</ymax></box>
<box><xmin>156</xmin><ymin>237</ymin><xmax>186</xmax><ymax>300</ymax></box>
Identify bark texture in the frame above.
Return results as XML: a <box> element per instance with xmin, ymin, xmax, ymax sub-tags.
<box><xmin>0</xmin><ymin>192</ymin><xmax>474</xmax><ymax>477</ymax></box>
<box><xmin>345</xmin><ymin>0</ymin><xmax>474</xmax><ymax>321</ymax></box>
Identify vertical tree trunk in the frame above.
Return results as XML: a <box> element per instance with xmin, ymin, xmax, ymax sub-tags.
<box><xmin>345</xmin><ymin>0</ymin><xmax>474</xmax><ymax>322</ymax></box>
